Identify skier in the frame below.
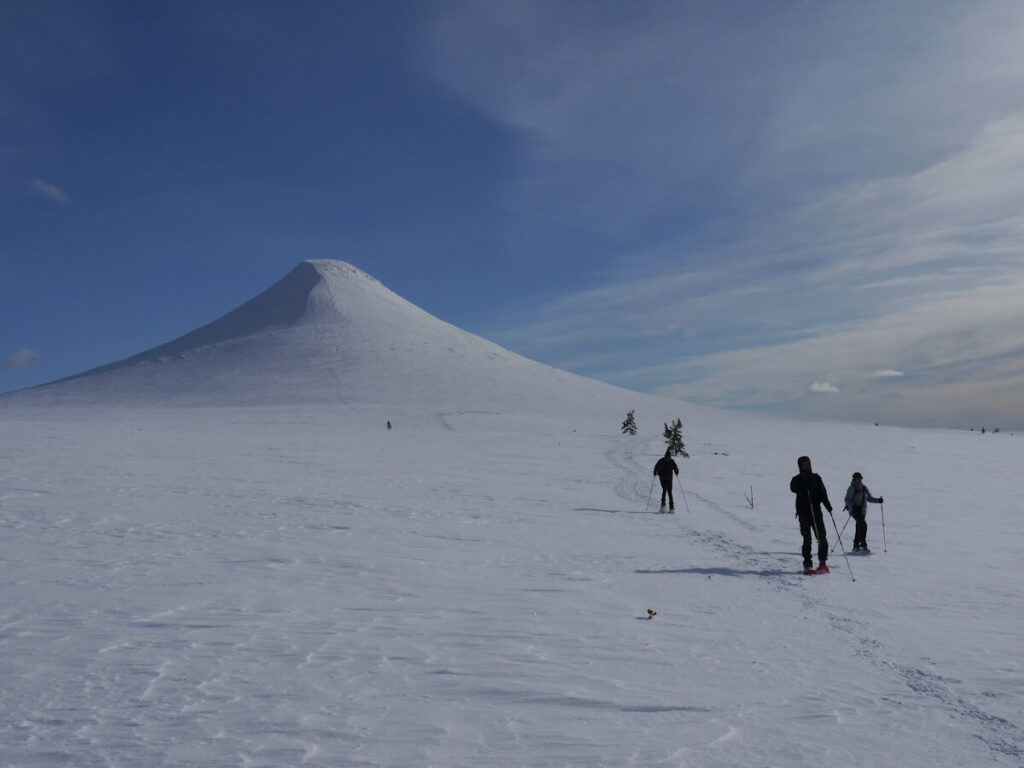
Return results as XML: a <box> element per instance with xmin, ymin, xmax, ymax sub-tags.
<box><xmin>790</xmin><ymin>455</ymin><xmax>834</xmax><ymax>574</ymax></box>
<box><xmin>653</xmin><ymin>449</ymin><xmax>679</xmax><ymax>512</ymax></box>
<box><xmin>844</xmin><ymin>472</ymin><xmax>883</xmax><ymax>553</ymax></box>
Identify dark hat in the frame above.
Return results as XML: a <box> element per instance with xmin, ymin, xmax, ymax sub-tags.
<box><xmin>797</xmin><ymin>455</ymin><xmax>811</xmax><ymax>468</ymax></box>
<box><xmin>852</xmin><ymin>472</ymin><xmax>863</xmax><ymax>480</ymax></box>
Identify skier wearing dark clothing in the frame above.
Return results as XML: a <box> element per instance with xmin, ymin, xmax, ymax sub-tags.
<box><xmin>844</xmin><ymin>472</ymin><xmax>883</xmax><ymax>553</ymax></box>
<box><xmin>653</xmin><ymin>450</ymin><xmax>679</xmax><ymax>511</ymax></box>
<box><xmin>790</xmin><ymin>455</ymin><xmax>834</xmax><ymax>574</ymax></box>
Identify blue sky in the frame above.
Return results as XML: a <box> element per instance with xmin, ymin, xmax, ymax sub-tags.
<box><xmin>4</xmin><ymin>1</ymin><xmax>1024</xmax><ymax>429</ymax></box>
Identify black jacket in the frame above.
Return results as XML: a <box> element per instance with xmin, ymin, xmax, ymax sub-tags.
<box><xmin>790</xmin><ymin>471</ymin><xmax>832</xmax><ymax>516</ymax></box>
<box><xmin>654</xmin><ymin>457</ymin><xmax>679</xmax><ymax>481</ymax></box>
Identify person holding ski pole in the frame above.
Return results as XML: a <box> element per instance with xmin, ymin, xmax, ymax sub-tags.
<box><xmin>844</xmin><ymin>472</ymin><xmax>883</xmax><ymax>554</ymax></box>
<box><xmin>790</xmin><ymin>455</ymin><xmax>834</xmax><ymax>575</ymax></box>
<box><xmin>653</xmin><ymin>449</ymin><xmax>679</xmax><ymax>512</ymax></box>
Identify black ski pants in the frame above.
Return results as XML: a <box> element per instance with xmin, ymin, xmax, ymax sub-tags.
<box><xmin>798</xmin><ymin>508</ymin><xmax>828</xmax><ymax>568</ymax></box>
<box><xmin>850</xmin><ymin>506</ymin><xmax>867</xmax><ymax>549</ymax></box>
<box><xmin>659</xmin><ymin>476</ymin><xmax>674</xmax><ymax>507</ymax></box>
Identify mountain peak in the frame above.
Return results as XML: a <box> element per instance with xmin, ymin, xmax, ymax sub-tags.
<box><xmin>304</xmin><ymin>259</ymin><xmax>378</xmax><ymax>284</ymax></box>
<box><xmin>1</xmin><ymin>259</ymin><xmax>627</xmax><ymax>410</ymax></box>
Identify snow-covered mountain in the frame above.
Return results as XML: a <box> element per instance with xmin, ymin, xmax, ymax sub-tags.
<box><xmin>1</xmin><ymin>260</ymin><xmax>626</xmax><ymax>411</ymax></box>
<box><xmin>3</xmin><ymin>260</ymin><xmax>1022</xmax><ymax>766</ymax></box>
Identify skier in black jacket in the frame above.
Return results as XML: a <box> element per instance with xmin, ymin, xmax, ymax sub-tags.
<box><xmin>653</xmin><ymin>449</ymin><xmax>679</xmax><ymax>512</ymax></box>
<box><xmin>790</xmin><ymin>455</ymin><xmax>833</xmax><ymax>574</ymax></box>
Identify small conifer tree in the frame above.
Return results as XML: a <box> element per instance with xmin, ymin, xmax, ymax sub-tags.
<box><xmin>664</xmin><ymin>417</ymin><xmax>689</xmax><ymax>457</ymax></box>
<box><xmin>621</xmin><ymin>409</ymin><xmax>638</xmax><ymax>435</ymax></box>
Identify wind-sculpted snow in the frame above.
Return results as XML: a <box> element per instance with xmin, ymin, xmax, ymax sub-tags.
<box><xmin>1</xmin><ymin>403</ymin><xmax>1022</xmax><ymax>766</ymax></box>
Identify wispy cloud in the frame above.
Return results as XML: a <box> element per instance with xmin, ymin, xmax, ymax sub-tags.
<box><xmin>482</xmin><ymin>106</ymin><xmax>1024</xmax><ymax>426</ymax></box>
<box><xmin>429</xmin><ymin>3</ymin><xmax>1024</xmax><ymax>428</ymax></box>
<box><xmin>1</xmin><ymin>348</ymin><xmax>42</xmax><ymax>370</ymax></box>
<box><xmin>639</xmin><ymin>276</ymin><xmax>1024</xmax><ymax>426</ymax></box>
<box><xmin>31</xmin><ymin>179</ymin><xmax>73</xmax><ymax>204</ymax></box>
<box><xmin>810</xmin><ymin>382</ymin><xmax>840</xmax><ymax>394</ymax></box>
<box><xmin>426</xmin><ymin>2</ymin><xmax>1024</xmax><ymax>232</ymax></box>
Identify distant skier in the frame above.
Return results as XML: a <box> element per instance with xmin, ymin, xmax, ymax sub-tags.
<box><xmin>844</xmin><ymin>472</ymin><xmax>883</xmax><ymax>553</ymax></box>
<box><xmin>790</xmin><ymin>456</ymin><xmax>834</xmax><ymax>574</ymax></box>
<box><xmin>653</xmin><ymin>449</ymin><xmax>679</xmax><ymax>511</ymax></box>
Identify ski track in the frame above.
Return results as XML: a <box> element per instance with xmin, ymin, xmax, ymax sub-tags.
<box><xmin>606</xmin><ymin>433</ymin><xmax>1024</xmax><ymax>761</ymax></box>
<box><xmin>823</xmin><ymin>610</ymin><xmax>1024</xmax><ymax>759</ymax></box>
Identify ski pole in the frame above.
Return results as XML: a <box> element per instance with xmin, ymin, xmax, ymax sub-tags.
<box><xmin>881</xmin><ymin>502</ymin><xmax>887</xmax><ymax>553</ymax></box>
<box><xmin>644</xmin><ymin>476</ymin><xmax>655</xmax><ymax>514</ymax></box>
<box><xmin>831</xmin><ymin>509</ymin><xmax>852</xmax><ymax>553</ymax></box>
<box><xmin>809</xmin><ymin>489</ymin><xmax>854</xmax><ymax>581</ymax></box>
<box><xmin>675</xmin><ymin>475</ymin><xmax>691</xmax><ymax>514</ymax></box>
<box><xmin>825</xmin><ymin>503</ymin><xmax>855</xmax><ymax>582</ymax></box>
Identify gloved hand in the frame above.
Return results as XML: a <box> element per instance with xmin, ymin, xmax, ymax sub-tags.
<box><xmin>878</xmin><ymin>496</ymin><xmax>884</xmax><ymax>503</ymax></box>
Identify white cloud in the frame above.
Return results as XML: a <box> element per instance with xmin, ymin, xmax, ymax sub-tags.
<box><xmin>809</xmin><ymin>382</ymin><xmax>840</xmax><ymax>394</ymax></box>
<box><xmin>871</xmin><ymin>370</ymin><xmax>905</xmax><ymax>379</ymax></box>
<box><xmin>1</xmin><ymin>348</ymin><xmax>42</xmax><ymax>370</ymax></box>
<box><xmin>31</xmin><ymin>179</ymin><xmax>72</xmax><ymax>204</ymax></box>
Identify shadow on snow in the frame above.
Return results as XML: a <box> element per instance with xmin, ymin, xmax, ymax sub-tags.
<box><xmin>575</xmin><ymin>507</ymin><xmax>670</xmax><ymax>515</ymax></box>
<box><xmin>636</xmin><ymin>566</ymin><xmax>790</xmax><ymax>578</ymax></box>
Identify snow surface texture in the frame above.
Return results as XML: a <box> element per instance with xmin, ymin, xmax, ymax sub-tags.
<box><xmin>1</xmin><ymin>261</ymin><xmax>1022</xmax><ymax>766</ymax></box>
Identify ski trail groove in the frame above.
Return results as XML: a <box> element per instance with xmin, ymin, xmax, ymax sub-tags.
<box><xmin>823</xmin><ymin>610</ymin><xmax>1024</xmax><ymax>759</ymax></box>
<box><xmin>679</xmin><ymin>488</ymin><xmax>757</xmax><ymax>532</ymax></box>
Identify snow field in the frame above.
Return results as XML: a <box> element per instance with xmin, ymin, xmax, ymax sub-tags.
<box><xmin>1</xmin><ymin>402</ymin><xmax>1021</xmax><ymax>766</ymax></box>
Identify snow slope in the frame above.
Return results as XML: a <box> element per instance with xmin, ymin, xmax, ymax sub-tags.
<box><xmin>1</xmin><ymin>261</ymin><xmax>1021</xmax><ymax>766</ymax></box>
<box><xmin>1</xmin><ymin>260</ymin><xmax>628</xmax><ymax>413</ymax></box>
